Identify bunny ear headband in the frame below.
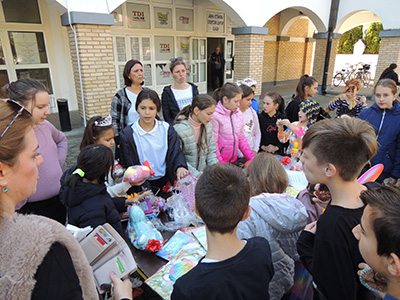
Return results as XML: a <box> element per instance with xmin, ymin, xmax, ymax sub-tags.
<box><xmin>94</xmin><ymin>115</ymin><xmax>112</xmax><ymax>127</ymax></box>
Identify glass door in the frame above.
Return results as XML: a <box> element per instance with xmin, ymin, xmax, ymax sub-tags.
<box><xmin>190</xmin><ymin>37</ymin><xmax>207</xmax><ymax>93</ymax></box>
<box><xmin>224</xmin><ymin>39</ymin><xmax>234</xmax><ymax>83</ymax></box>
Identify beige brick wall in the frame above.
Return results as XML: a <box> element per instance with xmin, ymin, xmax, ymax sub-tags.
<box><xmin>262</xmin><ymin>41</ymin><xmax>278</xmax><ymax>83</ymax></box>
<box><xmin>234</xmin><ymin>34</ymin><xmax>265</xmax><ymax>96</ymax></box>
<box><xmin>312</xmin><ymin>38</ymin><xmax>338</xmax><ymax>85</ymax></box>
<box><xmin>264</xmin><ymin>14</ymin><xmax>280</xmax><ymax>36</ymax></box>
<box><xmin>287</xmin><ymin>19</ymin><xmax>309</xmax><ymax>38</ymax></box>
<box><xmin>67</xmin><ymin>24</ymin><xmax>116</xmax><ymax>120</ymax></box>
<box><xmin>374</xmin><ymin>37</ymin><xmax>400</xmax><ymax>84</ymax></box>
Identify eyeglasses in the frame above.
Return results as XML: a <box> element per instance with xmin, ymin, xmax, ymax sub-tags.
<box><xmin>0</xmin><ymin>100</ymin><xmax>32</xmax><ymax>140</ymax></box>
<box><xmin>169</xmin><ymin>57</ymin><xmax>183</xmax><ymax>62</ymax></box>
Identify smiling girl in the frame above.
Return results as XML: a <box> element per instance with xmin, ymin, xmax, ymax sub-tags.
<box><xmin>119</xmin><ymin>89</ymin><xmax>188</xmax><ymax>191</ymax></box>
<box><xmin>358</xmin><ymin>79</ymin><xmax>400</xmax><ymax>182</ymax></box>
<box><xmin>4</xmin><ymin>78</ymin><xmax>68</xmax><ymax>224</ymax></box>
<box><xmin>162</xmin><ymin>58</ymin><xmax>199</xmax><ymax>125</ymax></box>
<box><xmin>174</xmin><ymin>94</ymin><xmax>218</xmax><ymax>177</ymax></box>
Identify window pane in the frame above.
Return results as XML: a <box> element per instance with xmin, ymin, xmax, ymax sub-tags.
<box><xmin>200</xmin><ymin>62</ymin><xmax>206</xmax><ymax>82</ymax></box>
<box><xmin>142</xmin><ymin>38</ymin><xmax>151</xmax><ymax>61</ymax></box>
<box><xmin>177</xmin><ymin>37</ymin><xmax>190</xmax><ymax>61</ymax></box>
<box><xmin>200</xmin><ymin>40</ymin><xmax>206</xmax><ymax>59</ymax></box>
<box><xmin>192</xmin><ymin>39</ymin><xmax>198</xmax><ymax>60</ymax></box>
<box><xmin>225</xmin><ymin>61</ymin><xmax>233</xmax><ymax>79</ymax></box>
<box><xmin>130</xmin><ymin>37</ymin><xmax>140</xmax><ymax>60</ymax></box>
<box><xmin>192</xmin><ymin>63</ymin><xmax>198</xmax><ymax>83</ymax></box>
<box><xmin>118</xmin><ymin>65</ymin><xmax>125</xmax><ymax>89</ymax></box>
<box><xmin>0</xmin><ymin>41</ymin><xmax>5</xmax><ymax>65</ymax></box>
<box><xmin>144</xmin><ymin>64</ymin><xmax>152</xmax><ymax>86</ymax></box>
<box><xmin>156</xmin><ymin>63</ymin><xmax>173</xmax><ymax>85</ymax></box>
<box><xmin>116</xmin><ymin>37</ymin><xmax>126</xmax><ymax>62</ymax></box>
<box><xmin>0</xmin><ymin>71</ymin><xmax>9</xmax><ymax>97</ymax></box>
<box><xmin>9</xmin><ymin>32</ymin><xmax>48</xmax><ymax>64</ymax></box>
<box><xmin>2</xmin><ymin>0</ymin><xmax>41</xmax><ymax>24</ymax></box>
<box><xmin>16</xmin><ymin>68</ymin><xmax>53</xmax><ymax>94</ymax></box>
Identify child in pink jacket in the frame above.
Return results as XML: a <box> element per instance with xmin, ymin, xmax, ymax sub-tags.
<box><xmin>211</xmin><ymin>83</ymin><xmax>255</xmax><ymax>163</ymax></box>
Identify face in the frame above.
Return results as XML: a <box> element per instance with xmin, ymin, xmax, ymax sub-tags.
<box><xmin>346</xmin><ymin>87</ymin><xmax>359</xmax><ymax>98</ymax></box>
<box><xmin>223</xmin><ymin>93</ymin><xmax>241</xmax><ymax>112</ymax></box>
<box><xmin>300</xmin><ymin>147</ymin><xmax>326</xmax><ymax>184</ymax></box>
<box><xmin>137</xmin><ymin>99</ymin><xmax>158</xmax><ymax>125</ymax></box>
<box><xmin>129</xmin><ymin>63</ymin><xmax>144</xmax><ymax>85</ymax></box>
<box><xmin>263</xmin><ymin>96</ymin><xmax>278</xmax><ymax>115</ymax></box>
<box><xmin>298</xmin><ymin>109</ymin><xmax>309</xmax><ymax>124</ymax></box>
<box><xmin>95</xmin><ymin>128</ymin><xmax>115</xmax><ymax>150</ymax></box>
<box><xmin>375</xmin><ymin>85</ymin><xmax>396</xmax><ymax>110</ymax></box>
<box><xmin>353</xmin><ymin>205</ymin><xmax>386</xmax><ymax>274</ymax></box>
<box><xmin>215</xmin><ymin>47</ymin><xmax>220</xmax><ymax>54</ymax></box>
<box><xmin>30</xmin><ymin>91</ymin><xmax>50</xmax><ymax>125</ymax></box>
<box><xmin>193</xmin><ymin>105</ymin><xmax>215</xmax><ymax>125</ymax></box>
<box><xmin>172</xmin><ymin>64</ymin><xmax>187</xmax><ymax>84</ymax></box>
<box><xmin>240</xmin><ymin>94</ymin><xmax>253</xmax><ymax>111</ymax></box>
<box><xmin>3</xmin><ymin>129</ymin><xmax>43</xmax><ymax>203</ymax></box>
<box><xmin>306</xmin><ymin>82</ymin><xmax>319</xmax><ymax>98</ymax></box>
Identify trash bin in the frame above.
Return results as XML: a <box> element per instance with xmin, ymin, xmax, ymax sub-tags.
<box><xmin>57</xmin><ymin>98</ymin><xmax>72</xmax><ymax>132</ymax></box>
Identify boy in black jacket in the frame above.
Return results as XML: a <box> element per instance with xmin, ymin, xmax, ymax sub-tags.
<box><xmin>171</xmin><ymin>163</ymin><xmax>274</xmax><ymax>300</ymax></box>
<box><xmin>297</xmin><ymin>117</ymin><xmax>377</xmax><ymax>300</ymax></box>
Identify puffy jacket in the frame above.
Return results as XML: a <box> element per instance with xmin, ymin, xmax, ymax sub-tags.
<box><xmin>358</xmin><ymin>101</ymin><xmax>400</xmax><ymax>180</ymax></box>
<box><xmin>237</xmin><ymin>193</ymin><xmax>308</xmax><ymax>300</ymax></box>
<box><xmin>211</xmin><ymin>101</ymin><xmax>255</xmax><ymax>163</ymax></box>
<box><xmin>173</xmin><ymin>119</ymin><xmax>218</xmax><ymax>177</ymax></box>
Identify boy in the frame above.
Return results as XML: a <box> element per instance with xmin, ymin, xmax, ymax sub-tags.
<box><xmin>297</xmin><ymin>117</ymin><xmax>378</xmax><ymax>300</ymax></box>
<box><xmin>171</xmin><ymin>163</ymin><xmax>274</xmax><ymax>300</ymax></box>
<box><xmin>353</xmin><ymin>187</ymin><xmax>400</xmax><ymax>300</ymax></box>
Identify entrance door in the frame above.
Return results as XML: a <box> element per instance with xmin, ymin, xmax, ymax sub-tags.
<box><xmin>207</xmin><ymin>37</ymin><xmax>225</xmax><ymax>93</ymax></box>
<box><xmin>189</xmin><ymin>37</ymin><xmax>207</xmax><ymax>93</ymax></box>
<box><xmin>224</xmin><ymin>39</ymin><xmax>234</xmax><ymax>83</ymax></box>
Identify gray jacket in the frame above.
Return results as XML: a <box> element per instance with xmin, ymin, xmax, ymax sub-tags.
<box><xmin>173</xmin><ymin>119</ymin><xmax>218</xmax><ymax>177</ymax></box>
<box><xmin>237</xmin><ymin>192</ymin><xmax>308</xmax><ymax>300</ymax></box>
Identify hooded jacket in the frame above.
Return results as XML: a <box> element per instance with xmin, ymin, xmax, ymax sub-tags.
<box><xmin>211</xmin><ymin>101</ymin><xmax>255</xmax><ymax>163</ymax></box>
<box><xmin>358</xmin><ymin>101</ymin><xmax>400</xmax><ymax>180</ymax></box>
<box><xmin>61</xmin><ymin>180</ymin><xmax>123</xmax><ymax>235</ymax></box>
<box><xmin>237</xmin><ymin>193</ymin><xmax>308</xmax><ymax>300</ymax></box>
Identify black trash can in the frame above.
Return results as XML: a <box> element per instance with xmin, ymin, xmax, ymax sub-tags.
<box><xmin>57</xmin><ymin>98</ymin><xmax>72</xmax><ymax>132</ymax></box>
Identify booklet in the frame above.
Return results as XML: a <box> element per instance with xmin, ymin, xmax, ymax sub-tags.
<box><xmin>156</xmin><ymin>230</ymin><xmax>198</xmax><ymax>261</ymax></box>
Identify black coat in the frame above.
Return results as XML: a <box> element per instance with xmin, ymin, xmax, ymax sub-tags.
<box><xmin>258</xmin><ymin>111</ymin><xmax>287</xmax><ymax>152</ymax></box>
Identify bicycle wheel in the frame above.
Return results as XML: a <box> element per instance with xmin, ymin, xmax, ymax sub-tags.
<box><xmin>333</xmin><ymin>73</ymin><xmax>343</xmax><ymax>87</ymax></box>
<box><xmin>363</xmin><ymin>72</ymin><xmax>371</xmax><ymax>88</ymax></box>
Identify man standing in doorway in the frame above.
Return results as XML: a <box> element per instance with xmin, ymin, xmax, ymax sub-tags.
<box><xmin>209</xmin><ymin>47</ymin><xmax>225</xmax><ymax>90</ymax></box>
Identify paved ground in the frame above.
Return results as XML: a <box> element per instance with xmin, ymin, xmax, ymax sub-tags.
<box><xmin>48</xmin><ymin>83</ymin><xmax>374</xmax><ymax>169</ymax></box>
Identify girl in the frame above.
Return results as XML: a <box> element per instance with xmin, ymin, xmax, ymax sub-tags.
<box><xmin>4</xmin><ymin>78</ymin><xmax>68</xmax><ymax>225</ymax></box>
<box><xmin>278</xmin><ymin>99</ymin><xmax>321</xmax><ymax>156</ymax></box>
<box><xmin>259</xmin><ymin>92</ymin><xmax>286</xmax><ymax>154</ymax></box>
<box><xmin>379</xmin><ymin>63</ymin><xmax>399</xmax><ymax>85</ymax></box>
<box><xmin>327</xmin><ymin>78</ymin><xmax>367</xmax><ymax>117</ymax></box>
<box><xmin>173</xmin><ymin>94</ymin><xmax>218</xmax><ymax>177</ymax></box>
<box><xmin>162</xmin><ymin>58</ymin><xmax>199</xmax><ymax>125</ymax></box>
<box><xmin>62</xmin><ymin>144</ymin><xmax>124</xmax><ymax>235</ymax></box>
<box><xmin>211</xmin><ymin>82</ymin><xmax>255</xmax><ymax>163</ymax></box>
<box><xmin>285</xmin><ymin>75</ymin><xmax>318</xmax><ymax>122</ymax></box>
<box><xmin>119</xmin><ymin>89</ymin><xmax>188</xmax><ymax>190</ymax></box>
<box><xmin>358</xmin><ymin>79</ymin><xmax>400</xmax><ymax>182</ymax></box>
<box><xmin>238</xmin><ymin>84</ymin><xmax>261</xmax><ymax>156</ymax></box>
<box><xmin>237</xmin><ymin>153</ymin><xmax>307</xmax><ymax>300</ymax></box>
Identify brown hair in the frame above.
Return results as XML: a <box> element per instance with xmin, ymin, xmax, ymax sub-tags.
<box><xmin>123</xmin><ymin>59</ymin><xmax>143</xmax><ymax>86</ymax></box>
<box><xmin>360</xmin><ymin>186</ymin><xmax>400</xmax><ymax>258</ymax></box>
<box><xmin>296</xmin><ymin>75</ymin><xmax>317</xmax><ymax>101</ymax></box>
<box><xmin>264</xmin><ymin>92</ymin><xmax>285</xmax><ymax>114</ymax></box>
<box><xmin>212</xmin><ymin>82</ymin><xmax>242</xmax><ymax>103</ymax></box>
<box><xmin>326</xmin><ymin>79</ymin><xmax>361</xmax><ymax>111</ymax></box>
<box><xmin>302</xmin><ymin>117</ymin><xmax>377</xmax><ymax>181</ymax></box>
<box><xmin>246</xmin><ymin>153</ymin><xmax>288</xmax><ymax>196</ymax></box>
<box><xmin>0</xmin><ymin>101</ymin><xmax>33</xmax><ymax>166</ymax></box>
<box><xmin>374</xmin><ymin>79</ymin><xmax>398</xmax><ymax>96</ymax></box>
<box><xmin>175</xmin><ymin>94</ymin><xmax>216</xmax><ymax>153</ymax></box>
<box><xmin>80</xmin><ymin>116</ymin><xmax>115</xmax><ymax>150</ymax></box>
<box><xmin>239</xmin><ymin>84</ymin><xmax>254</xmax><ymax>98</ymax></box>
<box><xmin>195</xmin><ymin>163</ymin><xmax>250</xmax><ymax>234</ymax></box>
<box><xmin>169</xmin><ymin>60</ymin><xmax>186</xmax><ymax>73</ymax></box>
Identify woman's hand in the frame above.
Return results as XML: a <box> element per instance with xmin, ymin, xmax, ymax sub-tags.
<box><xmin>304</xmin><ymin>221</ymin><xmax>317</xmax><ymax>234</ymax></box>
<box><xmin>176</xmin><ymin>167</ymin><xmax>188</xmax><ymax>180</ymax></box>
<box><xmin>110</xmin><ymin>273</ymin><xmax>132</xmax><ymax>300</ymax></box>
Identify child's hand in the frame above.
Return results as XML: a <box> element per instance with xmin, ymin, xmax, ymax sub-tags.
<box><xmin>262</xmin><ymin>144</ymin><xmax>279</xmax><ymax>153</ymax></box>
<box><xmin>360</xmin><ymin>95</ymin><xmax>367</xmax><ymax>105</ymax></box>
<box><xmin>304</xmin><ymin>220</ymin><xmax>317</xmax><ymax>234</ymax></box>
<box><xmin>139</xmin><ymin>190</ymin><xmax>152</xmax><ymax>200</ymax></box>
<box><xmin>278</xmin><ymin>119</ymin><xmax>291</xmax><ymax>127</ymax></box>
<box><xmin>110</xmin><ymin>272</ymin><xmax>132</xmax><ymax>300</ymax></box>
<box><xmin>176</xmin><ymin>167</ymin><xmax>188</xmax><ymax>180</ymax></box>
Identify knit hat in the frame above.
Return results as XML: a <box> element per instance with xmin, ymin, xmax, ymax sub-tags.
<box><xmin>299</xmin><ymin>99</ymin><xmax>321</xmax><ymax>126</ymax></box>
<box><xmin>236</xmin><ymin>77</ymin><xmax>257</xmax><ymax>87</ymax></box>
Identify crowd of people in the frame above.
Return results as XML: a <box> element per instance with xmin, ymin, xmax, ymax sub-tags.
<box><xmin>1</xmin><ymin>56</ymin><xmax>400</xmax><ymax>300</ymax></box>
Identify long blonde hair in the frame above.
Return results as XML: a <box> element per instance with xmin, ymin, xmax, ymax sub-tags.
<box><xmin>326</xmin><ymin>78</ymin><xmax>361</xmax><ymax>112</ymax></box>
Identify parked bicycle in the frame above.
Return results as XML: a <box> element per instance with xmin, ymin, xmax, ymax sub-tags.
<box><xmin>332</xmin><ymin>64</ymin><xmax>357</xmax><ymax>87</ymax></box>
<box><xmin>355</xmin><ymin>63</ymin><xmax>372</xmax><ymax>87</ymax></box>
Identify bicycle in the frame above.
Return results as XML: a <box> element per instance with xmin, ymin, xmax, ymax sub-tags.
<box><xmin>332</xmin><ymin>64</ymin><xmax>357</xmax><ymax>87</ymax></box>
<box><xmin>355</xmin><ymin>63</ymin><xmax>372</xmax><ymax>88</ymax></box>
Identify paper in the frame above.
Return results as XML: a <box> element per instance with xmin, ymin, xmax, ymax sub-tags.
<box><xmin>286</xmin><ymin>170</ymin><xmax>308</xmax><ymax>191</ymax></box>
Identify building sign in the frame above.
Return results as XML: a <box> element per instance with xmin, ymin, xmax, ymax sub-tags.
<box><xmin>154</xmin><ymin>36</ymin><xmax>174</xmax><ymax>60</ymax></box>
<box><xmin>176</xmin><ymin>8</ymin><xmax>194</xmax><ymax>31</ymax></box>
<box><xmin>154</xmin><ymin>7</ymin><xmax>172</xmax><ymax>29</ymax></box>
<box><xmin>127</xmin><ymin>3</ymin><xmax>150</xmax><ymax>29</ymax></box>
<box><xmin>207</xmin><ymin>11</ymin><xmax>225</xmax><ymax>33</ymax></box>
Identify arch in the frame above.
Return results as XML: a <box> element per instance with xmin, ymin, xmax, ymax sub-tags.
<box><xmin>279</xmin><ymin>7</ymin><xmax>326</xmax><ymax>35</ymax></box>
<box><xmin>335</xmin><ymin>10</ymin><xmax>382</xmax><ymax>33</ymax></box>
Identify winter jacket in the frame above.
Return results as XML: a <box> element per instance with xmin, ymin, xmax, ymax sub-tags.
<box><xmin>0</xmin><ymin>214</ymin><xmax>97</xmax><ymax>300</ymax></box>
<box><xmin>358</xmin><ymin>101</ymin><xmax>400</xmax><ymax>180</ymax></box>
<box><xmin>61</xmin><ymin>180</ymin><xmax>123</xmax><ymax>236</ymax></box>
<box><xmin>239</xmin><ymin>107</ymin><xmax>261</xmax><ymax>156</ymax></box>
<box><xmin>119</xmin><ymin>122</ymin><xmax>187</xmax><ymax>185</ymax></box>
<box><xmin>259</xmin><ymin>110</ymin><xmax>287</xmax><ymax>152</ymax></box>
<box><xmin>379</xmin><ymin>69</ymin><xmax>400</xmax><ymax>85</ymax></box>
<box><xmin>161</xmin><ymin>83</ymin><xmax>199</xmax><ymax>125</ymax></box>
<box><xmin>211</xmin><ymin>101</ymin><xmax>255</xmax><ymax>163</ymax></box>
<box><xmin>237</xmin><ymin>193</ymin><xmax>307</xmax><ymax>300</ymax></box>
<box><xmin>173</xmin><ymin>119</ymin><xmax>218</xmax><ymax>177</ymax></box>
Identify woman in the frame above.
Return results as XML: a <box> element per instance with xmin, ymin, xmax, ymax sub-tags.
<box><xmin>0</xmin><ymin>100</ymin><xmax>132</xmax><ymax>299</ymax></box>
<box><xmin>379</xmin><ymin>63</ymin><xmax>400</xmax><ymax>85</ymax></box>
<box><xmin>4</xmin><ymin>78</ymin><xmax>67</xmax><ymax>224</ymax></box>
<box><xmin>111</xmin><ymin>59</ymin><xmax>146</xmax><ymax>137</ymax></box>
<box><xmin>161</xmin><ymin>58</ymin><xmax>199</xmax><ymax>125</ymax></box>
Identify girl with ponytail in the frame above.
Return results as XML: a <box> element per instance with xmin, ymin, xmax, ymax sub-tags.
<box><xmin>174</xmin><ymin>94</ymin><xmax>218</xmax><ymax>177</ymax></box>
